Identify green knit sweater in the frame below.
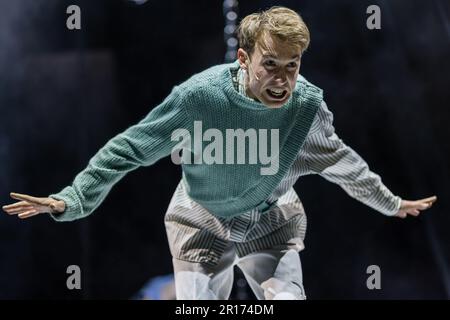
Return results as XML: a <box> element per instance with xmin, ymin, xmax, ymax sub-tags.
<box><xmin>49</xmin><ymin>61</ymin><xmax>323</xmax><ymax>221</ymax></box>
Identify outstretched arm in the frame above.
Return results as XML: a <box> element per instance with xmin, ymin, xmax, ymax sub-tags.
<box><xmin>2</xmin><ymin>86</ymin><xmax>192</xmax><ymax>222</ymax></box>
<box><xmin>300</xmin><ymin>101</ymin><xmax>437</xmax><ymax>217</ymax></box>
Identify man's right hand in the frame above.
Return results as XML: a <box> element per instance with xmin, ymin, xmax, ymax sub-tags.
<box><xmin>2</xmin><ymin>193</ymin><xmax>66</xmax><ymax>219</ymax></box>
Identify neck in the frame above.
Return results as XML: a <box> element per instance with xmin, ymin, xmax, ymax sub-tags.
<box><xmin>243</xmin><ymin>72</ymin><xmax>260</xmax><ymax>102</ymax></box>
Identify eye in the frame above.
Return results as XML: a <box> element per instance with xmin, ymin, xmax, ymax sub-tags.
<box><xmin>263</xmin><ymin>60</ymin><xmax>276</xmax><ymax>69</ymax></box>
<box><xmin>287</xmin><ymin>62</ymin><xmax>298</xmax><ymax>69</ymax></box>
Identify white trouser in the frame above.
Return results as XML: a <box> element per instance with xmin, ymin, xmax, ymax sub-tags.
<box><xmin>172</xmin><ymin>241</ymin><xmax>306</xmax><ymax>300</ymax></box>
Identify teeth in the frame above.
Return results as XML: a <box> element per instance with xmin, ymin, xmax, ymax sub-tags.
<box><xmin>271</xmin><ymin>88</ymin><xmax>283</xmax><ymax>94</ymax></box>
<box><xmin>269</xmin><ymin>88</ymin><xmax>284</xmax><ymax>97</ymax></box>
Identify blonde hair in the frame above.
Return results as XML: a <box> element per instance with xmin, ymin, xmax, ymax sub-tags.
<box><xmin>237</xmin><ymin>6</ymin><xmax>310</xmax><ymax>56</ymax></box>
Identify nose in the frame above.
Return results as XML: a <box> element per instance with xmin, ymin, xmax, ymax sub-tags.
<box><xmin>274</xmin><ymin>68</ymin><xmax>288</xmax><ymax>83</ymax></box>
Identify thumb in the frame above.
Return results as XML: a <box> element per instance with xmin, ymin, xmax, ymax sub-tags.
<box><xmin>49</xmin><ymin>199</ymin><xmax>65</xmax><ymax>213</ymax></box>
<box><xmin>419</xmin><ymin>202</ymin><xmax>431</xmax><ymax>210</ymax></box>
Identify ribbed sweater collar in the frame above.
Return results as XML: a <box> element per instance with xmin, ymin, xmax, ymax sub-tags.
<box><xmin>220</xmin><ymin>60</ymin><xmax>298</xmax><ymax>112</ymax></box>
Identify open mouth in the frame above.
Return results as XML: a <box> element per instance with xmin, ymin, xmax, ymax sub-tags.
<box><xmin>266</xmin><ymin>88</ymin><xmax>288</xmax><ymax>100</ymax></box>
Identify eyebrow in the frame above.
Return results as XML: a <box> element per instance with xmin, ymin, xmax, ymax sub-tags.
<box><xmin>262</xmin><ymin>54</ymin><xmax>300</xmax><ymax>60</ymax></box>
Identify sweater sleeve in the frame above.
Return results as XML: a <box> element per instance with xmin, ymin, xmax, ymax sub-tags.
<box><xmin>300</xmin><ymin>101</ymin><xmax>402</xmax><ymax>216</ymax></box>
<box><xmin>48</xmin><ymin>86</ymin><xmax>192</xmax><ymax>222</ymax></box>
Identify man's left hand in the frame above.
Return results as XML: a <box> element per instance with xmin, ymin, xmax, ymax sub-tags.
<box><xmin>395</xmin><ymin>196</ymin><xmax>437</xmax><ymax>218</ymax></box>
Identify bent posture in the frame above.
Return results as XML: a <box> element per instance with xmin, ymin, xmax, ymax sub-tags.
<box><xmin>3</xmin><ymin>7</ymin><xmax>437</xmax><ymax>300</ymax></box>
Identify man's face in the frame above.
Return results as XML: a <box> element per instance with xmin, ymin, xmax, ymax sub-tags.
<box><xmin>238</xmin><ymin>35</ymin><xmax>302</xmax><ymax>108</ymax></box>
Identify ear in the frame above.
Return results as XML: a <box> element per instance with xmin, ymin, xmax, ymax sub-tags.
<box><xmin>237</xmin><ymin>48</ymin><xmax>248</xmax><ymax>70</ymax></box>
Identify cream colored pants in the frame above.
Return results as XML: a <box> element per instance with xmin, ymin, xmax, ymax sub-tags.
<box><xmin>172</xmin><ymin>241</ymin><xmax>306</xmax><ymax>300</ymax></box>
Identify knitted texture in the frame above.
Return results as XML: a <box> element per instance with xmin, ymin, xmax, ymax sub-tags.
<box><xmin>49</xmin><ymin>61</ymin><xmax>323</xmax><ymax>221</ymax></box>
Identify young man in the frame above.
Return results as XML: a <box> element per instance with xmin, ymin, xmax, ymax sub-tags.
<box><xmin>3</xmin><ymin>7</ymin><xmax>437</xmax><ymax>300</ymax></box>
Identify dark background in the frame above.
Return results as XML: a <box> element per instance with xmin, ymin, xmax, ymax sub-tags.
<box><xmin>0</xmin><ymin>0</ymin><xmax>449</xmax><ymax>299</ymax></box>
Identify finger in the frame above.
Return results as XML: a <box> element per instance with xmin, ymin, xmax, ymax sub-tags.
<box><xmin>18</xmin><ymin>212</ymin><xmax>40</xmax><ymax>219</ymax></box>
<box><xmin>396</xmin><ymin>212</ymin><xmax>407</xmax><ymax>218</ymax></box>
<box><xmin>18</xmin><ymin>209</ymin><xmax>39</xmax><ymax>219</ymax></box>
<box><xmin>10</xmin><ymin>193</ymin><xmax>41</xmax><ymax>204</ymax></box>
<box><xmin>4</xmin><ymin>206</ymin><xmax>34</xmax><ymax>214</ymax></box>
<box><xmin>2</xmin><ymin>201</ymin><xmax>30</xmax><ymax>210</ymax></box>
<box><xmin>417</xmin><ymin>196</ymin><xmax>437</xmax><ymax>204</ymax></box>
<box><xmin>409</xmin><ymin>209</ymin><xmax>420</xmax><ymax>216</ymax></box>
<box><xmin>418</xmin><ymin>202</ymin><xmax>431</xmax><ymax>210</ymax></box>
